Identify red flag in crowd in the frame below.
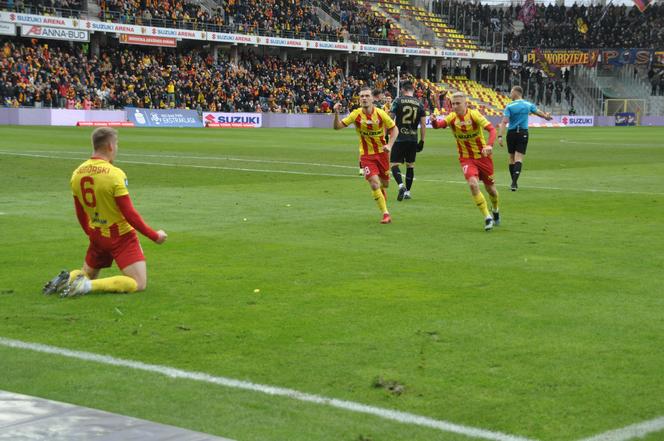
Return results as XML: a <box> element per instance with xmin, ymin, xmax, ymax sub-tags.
<box><xmin>519</xmin><ymin>0</ymin><xmax>536</xmax><ymax>26</ymax></box>
<box><xmin>633</xmin><ymin>0</ymin><xmax>652</xmax><ymax>12</ymax></box>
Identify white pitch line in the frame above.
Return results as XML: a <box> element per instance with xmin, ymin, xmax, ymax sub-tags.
<box><xmin>7</xmin><ymin>149</ymin><xmax>359</xmax><ymax>169</ymax></box>
<box><xmin>1</xmin><ymin>150</ymin><xmax>664</xmax><ymax>196</ymax></box>
<box><xmin>0</xmin><ymin>337</ymin><xmax>535</xmax><ymax>441</ymax></box>
<box><xmin>576</xmin><ymin>416</ymin><xmax>664</xmax><ymax>441</ymax></box>
<box><xmin>0</xmin><ymin>151</ymin><xmax>356</xmax><ymax>179</ymax></box>
<box><xmin>559</xmin><ymin>139</ymin><xmax>664</xmax><ymax>147</ymax></box>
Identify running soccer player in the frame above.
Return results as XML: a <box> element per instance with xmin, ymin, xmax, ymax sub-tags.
<box><xmin>497</xmin><ymin>86</ymin><xmax>552</xmax><ymax>191</ymax></box>
<box><xmin>431</xmin><ymin>92</ymin><xmax>500</xmax><ymax>231</ymax></box>
<box><xmin>390</xmin><ymin>81</ymin><xmax>426</xmax><ymax>201</ymax></box>
<box><xmin>43</xmin><ymin>127</ymin><xmax>167</xmax><ymax>297</ymax></box>
<box><xmin>334</xmin><ymin>86</ymin><xmax>399</xmax><ymax>224</ymax></box>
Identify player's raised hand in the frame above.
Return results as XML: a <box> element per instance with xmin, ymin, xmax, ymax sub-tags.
<box><xmin>155</xmin><ymin>230</ymin><xmax>168</xmax><ymax>244</ymax></box>
<box><xmin>333</xmin><ymin>102</ymin><xmax>342</xmax><ymax>113</ymax></box>
<box><xmin>482</xmin><ymin>145</ymin><xmax>493</xmax><ymax>157</ymax></box>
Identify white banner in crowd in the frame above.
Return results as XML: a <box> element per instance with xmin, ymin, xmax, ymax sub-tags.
<box><xmin>0</xmin><ymin>11</ymin><xmax>507</xmax><ymax>61</ymax></box>
<box><xmin>21</xmin><ymin>25</ymin><xmax>89</xmax><ymax>41</ymax></box>
<box><xmin>0</xmin><ymin>22</ymin><xmax>15</xmax><ymax>35</ymax></box>
<box><xmin>203</xmin><ymin>112</ymin><xmax>263</xmax><ymax>128</ymax></box>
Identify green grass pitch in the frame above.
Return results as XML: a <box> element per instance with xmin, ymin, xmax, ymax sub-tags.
<box><xmin>0</xmin><ymin>126</ymin><xmax>663</xmax><ymax>441</ymax></box>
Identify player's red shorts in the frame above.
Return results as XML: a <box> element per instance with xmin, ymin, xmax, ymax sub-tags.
<box><xmin>85</xmin><ymin>229</ymin><xmax>145</xmax><ymax>270</ymax></box>
<box><xmin>459</xmin><ymin>156</ymin><xmax>495</xmax><ymax>185</ymax></box>
<box><xmin>361</xmin><ymin>152</ymin><xmax>390</xmax><ymax>181</ymax></box>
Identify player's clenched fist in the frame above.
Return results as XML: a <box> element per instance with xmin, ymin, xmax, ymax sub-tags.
<box><xmin>155</xmin><ymin>230</ymin><xmax>168</xmax><ymax>244</ymax></box>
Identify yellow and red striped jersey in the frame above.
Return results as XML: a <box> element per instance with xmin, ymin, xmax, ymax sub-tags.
<box><xmin>71</xmin><ymin>157</ymin><xmax>132</xmax><ymax>237</ymax></box>
<box><xmin>442</xmin><ymin>109</ymin><xmax>491</xmax><ymax>159</ymax></box>
<box><xmin>342</xmin><ymin>107</ymin><xmax>396</xmax><ymax>156</ymax></box>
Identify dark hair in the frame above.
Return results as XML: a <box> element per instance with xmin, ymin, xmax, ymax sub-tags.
<box><xmin>401</xmin><ymin>81</ymin><xmax>414</xmax><ymax>92</ymax></box>
<box><xmin>372</xmin><ymin>88</ymin><xmax>383</xmax><ymax>97</ymax></box>
<box><xmin>512</xmin><ymin>86</ymin><xmax>524</xmax><ymax>96</ymax></box>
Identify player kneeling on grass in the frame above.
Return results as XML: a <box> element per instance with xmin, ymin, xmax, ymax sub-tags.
<box><xmin>431</xmin><ymin>92</ymin><xmax>500</xmax><ymax>231</ymax></box>
<box><xmin>333</xmin><ymin>87</ymin><xmax>399</xmax><ymax>224</ymax></box>
<box><xmin>43</xmin><ymin>127</ymin><xmax>167</xmax><ymax>298</ymax></box>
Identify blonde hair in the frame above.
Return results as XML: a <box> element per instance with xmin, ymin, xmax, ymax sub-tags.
<box><xmin>451</xmin><ymin>92</ymin><xmax>466</xmax><ymax>100</ymax></box>
<box><xmin>91</xmin><ymin>127</ymin><xmax>118</xmax><ymax>150</ymax></box>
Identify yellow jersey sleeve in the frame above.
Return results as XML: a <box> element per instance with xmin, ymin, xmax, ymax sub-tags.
<box><xmin>376</xmin><ymin>108</ymin><xmax>396</xmax><ymax>129</ymax></box>
<box><xmin>341</xmin><ymin>108</ymin><xmax>361</xmax><ymax>127</ymax></box>
<box><xmin>471</xmin><ymin>109</ymin><xmax>491</xmax><ymax>129</ymax></box>
<box><xmin>112</xmin><ymin>168</ymin><xmax>129</xmax><ymax>198</ymax></box>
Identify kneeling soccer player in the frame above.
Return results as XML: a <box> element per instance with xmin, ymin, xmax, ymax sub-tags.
<box><xmin>43</xmin><ymin>127</ymin><xmax>167</xmax><ymax>297</ymax></box>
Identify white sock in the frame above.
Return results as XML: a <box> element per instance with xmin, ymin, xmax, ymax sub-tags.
<box><xmin>83</xmin><ymin>279</ymin><xmax>92</xmax><ymax>293</ymax></box>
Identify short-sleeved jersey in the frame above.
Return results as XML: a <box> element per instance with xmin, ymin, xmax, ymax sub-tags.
<box><xmin>443</xmin><ymin>109</ymin><xmax>492</xmax><ymax>159</ymax></box>
<box><xmin>342</xmin><ymin>107</ymin><xmax>396</xmax><ymax>156</ymax></box>
<box><xmin>71</xmin><ymin>157</ymin><xmax>133</xmax><ymax>237</ymax></box>
<box><xmin>391</xmin><ymin>96</ymin><xmax>425</xmax><ymax>142</ymax></box>
<box><xmin>504</xmin><ymin>99</ymin><xmax>538</xmax><ymax>130</ymax></box>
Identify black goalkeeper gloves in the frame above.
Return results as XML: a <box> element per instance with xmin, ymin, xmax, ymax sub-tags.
<box><xmin>417</xmin><ymin>140</ymin><xmax>424</xmax><ymax>152</ymax></box>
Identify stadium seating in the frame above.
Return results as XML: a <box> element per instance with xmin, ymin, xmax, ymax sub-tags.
<box><xmin>0</xmin><ymin>39</ymin><xmax>438</xmax><ymax>113</ymax></box>
<box><xmin>372</xmin><ymin>0</ymin><xmax>477</xmax><ymax>50</ymax></box>
<box><xmin>440</xmin><ymin>76</ymin><xmax>510</xmax><ymax>116</ymax></box>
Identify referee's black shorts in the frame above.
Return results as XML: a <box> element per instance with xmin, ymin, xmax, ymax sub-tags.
<box><xmin>506</xmin><ymin>129</ymin><xmax>529</xmax><ymax>155</ymax></box>
<box><xmin>390</xmin><ymin>141</ymin><xmax>418</xmax><ymax>164</ymax></box>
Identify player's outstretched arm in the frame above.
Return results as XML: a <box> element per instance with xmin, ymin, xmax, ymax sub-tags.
<box><xmin>333</xmin><ymin>103</ymin><xmax>345</xmax><ymax>130</ymax></box>
<box><xmin>431</xmin><ymin>117</ymin><xmax>448</xmax><ymax>130</ymax></box>
<box><xmin>534</xmin><ymin>110</ymin><xmax>553</xmax><ymax>121</ymax></box>
<box><xmin>115</xmin><ymin>195</ymin><xmax>164</xmax><ymax>243</ymax></box>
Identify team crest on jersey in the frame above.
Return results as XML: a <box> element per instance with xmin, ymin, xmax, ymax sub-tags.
<box><xmin>365</xmin><ymin>120</ymin><xmax>374</xmax><ymax>125</ymax></box>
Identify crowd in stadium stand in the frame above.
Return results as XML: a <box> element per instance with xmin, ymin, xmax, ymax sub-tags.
<box><xmin>328</xmin><ymin>0</ymin><xmax>395</xmax><ymax>44</ymax></box>
<box><xmin>3</xmin><ymin>0</ymin><xmax>83</xmax><ymax>17</ymax></box>
<box><xmin>434</xmin><ymin>0</ymin><xmax>664</xmax><ymax>49</ymax></box>
<box><xmin>2</xmin><ymin>0</ymin><xmax>401</xmax><ymax>45</ymax></box>
<box><xmin>509</xmin><ymin>66</ymin><xmax>575</xmax><ymax>108</ymax></box>
<box><xmin>0</xmin><ymin>39</ymin><xmax>442</xmax><ymax>112</ymax></box>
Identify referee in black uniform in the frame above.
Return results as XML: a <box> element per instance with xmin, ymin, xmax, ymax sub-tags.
<box><xmin>497</xmin><ymin>86</ymin><xmax>552</xmax><ymax>191</ymax></box>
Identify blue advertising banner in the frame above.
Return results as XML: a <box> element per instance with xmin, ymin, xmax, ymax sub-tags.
<box><xmin>126</xmin><ymin>108</ymin><xmax>203</xmax><ymax>128</ymax></box>
<box><xmin>615</xmin><ymin>112</ymin><xmax>637</xmax><ymax>126</ymax></box>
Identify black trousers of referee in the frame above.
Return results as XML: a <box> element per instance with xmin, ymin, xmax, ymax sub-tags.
<box><xmin>507</xmin><ymin>129</ymin><xmax>528</xmax><ymax>186</ymax></box>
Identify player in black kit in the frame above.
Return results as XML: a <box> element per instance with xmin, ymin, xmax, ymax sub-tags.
<box><xmin>389</xmin><ymin>81</ymin><xmax>426</xmax><ymax>201</ymax></box>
